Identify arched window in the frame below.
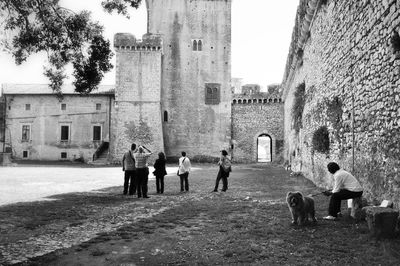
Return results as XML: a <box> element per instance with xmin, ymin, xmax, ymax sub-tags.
<box><xmin>233</xmin><ymin>99</ymin><xmax>237</xmax><ymax>104</ymax></box>
<box><xmin>193</xmin><ymin>40</ymin><xmax>198</xmax><ymax>51</ymax></box>
<box><xmin>238</xmin><ymin>99</ymin><xmax>242</xmax><ymax>104</ymax></box>
<box><xmin>243</xmin><ymin>99</ymin><xmax>247</xmax><ymax>104</ymax></box>
<box><xmin>198</xmin><ymin>40</ymin><xmax>202</xmax><ymax>51</ymax></box>
<box><xmin>263</xmin><ymin>99</ymin><xmax>268</xmax><ymax>103</ymax></box>
<box><xmin>164</xmin><ymin>111</ymin><xmax>168</xmax><ymax>122</ymax></box>
<box><xmin>253</xmin><ymin>99</ymin><xmax>257</xmax><ymax>103</ymax></box>
<box><xmin>269</xmin><ymin>99</ymin><xmax>273</xmax><ymax>103</ymax></box>
<box><xmin>258</xmin><ymin>99</ymin><xmax>262</xmax><ymax>103</ymax></box>
<box><xmin>274</xmin><ymin>99</ymin><xmax>278</xmax><ymax>103</ymax></box>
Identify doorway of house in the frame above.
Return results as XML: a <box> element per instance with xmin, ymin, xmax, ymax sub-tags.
<box><xmin>257</xmin><ymin>134</ymin><xmax>272</xmax><ymax>162</ymax></box>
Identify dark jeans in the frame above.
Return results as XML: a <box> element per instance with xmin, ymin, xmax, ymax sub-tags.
<box><xmin>329</xmin><ymin>189</ymin><xmax>363</xmax><ymax>217</ymax></box>
<box><xmin>179</xmin><ymin>172</ymin><xmax>189</xmax><ymax>191</ymax></box>
<box><xmin>136</xmin><ymin>168</ymin><xmax>149</xmax><ymax>198</ymax></box>
<box><xmin>156</xmin><ymin>175</ymin><xmax>165</xmax><ymax>193</ymax></box>
<box><xmin>214</xmin><ymin>168</ymin><xmax>228</xmax><ymax>192</ymax></box>
<box><xmin>123</xmin><ymin>170</ymin><xmax>136</xmax><ymax>195</ymax></box>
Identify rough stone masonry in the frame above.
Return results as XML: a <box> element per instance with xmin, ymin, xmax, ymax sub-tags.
<box><xmin>282</xmin><ymin>0</ymin><xmax>400</xmax><ymax>207</ymax></box>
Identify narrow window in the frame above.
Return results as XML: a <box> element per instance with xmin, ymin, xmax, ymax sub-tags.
<box><xmin>61</xmin><ymin>103</ymin><xmax>66</xmax><ymax>110</ymax></box>
<box><xmin>22</xmin><ymin>125</ymin><xmax>30</xmax><ymax>142</ymax></box>
<box><xmin>61</xmin><ymin>125</ymin><xmax>69</xmax><ymax>141</ymax></box>
<box><xmin>164</xmin><ymin>111</ymin><xmax>168</xmax><ymax>122</ymax></box>
<box><xmin>193</xmin><ymin>40</ymin><xmax>198</xmax><ymax>51</ymax></box>
<box><xmin>93</xmin><ymin>125</ymin><xmax>101</xmax><ymax>141</ymax></box>
<box><xmin>25</xmin><ymin>104</ymin><xmax>31</xmax><ymax>111</ymax></box>
<box><xmin>198</xmin><ymin>40</ymin><xmax>202</xmax><ymax>51</ymax></box>
<box><xmin>205</xmin><ymin>83</ymin><xmax>221</xmax><ymax>105</ymax></box>
<box><xmin>96</xmin><ymin>103</ymin><xmax>101</xmax><ymax>110</ymax></box>
<box><xmin>23</xmin><ymin>150</ymin><xmax>28</xmax><ymax>158</ymax></box>
<box><xmin>61</xmin><ymin>152</ymin><xmax>67</xmax><ymax>159</ymax></box>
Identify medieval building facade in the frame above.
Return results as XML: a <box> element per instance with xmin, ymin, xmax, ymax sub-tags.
<box><xmin>0</xmin><ymin>0</ymin><xmax>284</xmax><ymax>164</ymax></box>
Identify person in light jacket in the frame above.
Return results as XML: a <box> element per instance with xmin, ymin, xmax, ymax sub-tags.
<box><xmin>178</xmin><ymin>151</ymin><xmax>191</xmax><ymax>192</ymax></box>
<box><xmin>322</xmin><ymin>162</ymin><xmax>363</xmax><ymax>220</ymax></box>
<box><xmin>133</xmin><ymin>145</ymin><xmax>152</xmax><ymax>198</ymax></box>
<box><xmin>213</xmin><ymin>150</ymin><xmax>232</xmax><ymax>192</ymax></box>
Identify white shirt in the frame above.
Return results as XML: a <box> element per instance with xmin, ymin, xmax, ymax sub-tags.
<box><xmin>178</xmin><ymin>156</ymin><xmax>191</xmax><ymax>175</ymax></box>
<box><xmin>332</xmin><ymin>169</ymin><xmax>363</xmax><ymax>193</ymax></box>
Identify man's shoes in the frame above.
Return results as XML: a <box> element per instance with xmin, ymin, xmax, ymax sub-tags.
<box><xmin>322</xmin><ymin>215</ymin><xmax>337</xmax><ymax>221</ymax></box>
<box><xmin>212</xmin><ymin>190</ymin><xmax>218</xmax><ymax>192</ymax></box>
<box><xmin>143</xmin><ymin>196</ymin><xmax>150</xmax><ymax>198</ymax></box>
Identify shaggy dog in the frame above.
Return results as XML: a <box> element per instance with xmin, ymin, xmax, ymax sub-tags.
<box><xmin>286</xmin><ymin>191</ymin><xmax>317</xmax><ymax>225</ymax></box>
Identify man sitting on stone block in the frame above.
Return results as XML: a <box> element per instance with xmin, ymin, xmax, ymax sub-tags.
<box><xmin>322</xmin><ymin>162</ymin><xmax>363</xmax><ymax>220</ymax></box>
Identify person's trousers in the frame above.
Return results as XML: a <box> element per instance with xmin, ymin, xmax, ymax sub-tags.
<box><xmin>123</xmin><ymin>170</ymin><xmax>136</xmax><ymax>195</ymax></box>
<box><xmin>136</xmin><ymin>168</ymin><xmax>149</xmax><ymax>197</ymax></box>
<box><xmin>328</xmin><ymin>189</ymin><xmax>363</xmax><ymax>217</ymax></box>
<box><xmin>214</xmin><ymin>170</ymin><xmax>228</xmax><ymax>192</ymax></box>
<box><xmin>179</xmin><ymin>173</ymin><xmax>189</xmax><ymax>191</ymax></box>
<box><xmin>156</xmin><ymin>175</ymin><xmax>165</xmax><ymax>193</ymax></box>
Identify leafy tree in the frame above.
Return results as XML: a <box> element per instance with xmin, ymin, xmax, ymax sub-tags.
<box><xmin>0</xmin><ymin>0</ymin><xmax>142</xmax><ymax>94</ymax></box>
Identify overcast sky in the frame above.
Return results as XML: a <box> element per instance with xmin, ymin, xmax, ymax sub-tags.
<box><xmin>0</xmin><ymin>0</ymin><xmax>298</xmax><ymax>90</ymax></box>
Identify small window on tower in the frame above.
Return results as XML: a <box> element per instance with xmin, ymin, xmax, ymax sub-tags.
<box><xmin>96</xmin><ymin>103</ymin><xmax>101</xmax><ymax>110</ymax></box>
<box><xmin>61</xmin><ymin>103</ymin><xmax>66</xmax><ymax>110</ymax></box>
<box><xmin>205</xmin><ymin>83</ymin><xmax>221</xmax><ymax>105</ymax></box>
<box><xmin>193</xmin><ymin>40</ymin><xmax>198</xmax><ymax>51</ymax></box>
<box><xmin>164</xmin><ymin>111</ymin><xmax>168</xmax><ymax>122</ymax></box>
<box><xmin>198</xmin><ymin>40</ymin><xmax>202</xmax><ymax>51</ymax></box>
<box><xmin>25</xmin><ymin>104</ymin><xmax>31</xmax><ymax>111</ymax></box>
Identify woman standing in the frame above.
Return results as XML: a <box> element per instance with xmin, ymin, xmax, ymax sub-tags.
<box><xmin>153</xmin><ymin>152</ymin><xmax>167</xmax><ymax>194</ymax></box>
<box><xmin>213</xmin><ymin>150</ymin><xmax>232</xmax><ymax>192</ymax></box>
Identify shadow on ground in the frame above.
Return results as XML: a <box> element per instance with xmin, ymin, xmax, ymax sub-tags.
<box><xmin>0</xmin><ymin>164</ymin><xmax>399</xmax><ymax>265</ymax></box>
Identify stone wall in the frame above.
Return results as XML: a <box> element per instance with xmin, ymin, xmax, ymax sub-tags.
<box><xmin>146</xmin><ymin>0</ymin><xmax>232</xmax><ymax>161</ymax></box>
<box><xmin>111</xmin><ymin>34</ymin><xmax>164</xmax><ymax>163</ymax></box>
<box><xmin>232</xmin><ymin>100</ymin><xmax>284</xmax><ymax>163</ymax></box>
<box><xmin>3</xmin><ymin>94</ymin><xmax>112</xmax><ymax>162</ymax></box>
<box><xmin>282</xmin><ymin>0</ymin><xmax>400</xmax><ymax>207</ymax></box>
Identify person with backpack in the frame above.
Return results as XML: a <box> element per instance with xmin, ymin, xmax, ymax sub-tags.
<box><xmin>213</xmin><ymin>150</ymin><xmax>232</xmax><ymax>192</ymax></box>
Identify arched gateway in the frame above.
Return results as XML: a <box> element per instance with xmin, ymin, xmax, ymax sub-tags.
<box><xmin>257</xmin><ymin>134</ymin><xmax>272</xmax><ymax>162</ymax></box>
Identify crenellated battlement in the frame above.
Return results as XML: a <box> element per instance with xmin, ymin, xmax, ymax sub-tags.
<box><xmin>114</xmin><ymin>33</ymin><xmax>163</xmax><ymax>51</ymax></box>
<box><xmin>232</xmin><ymin>97</ymin><xmax>283</xmax><ymax>105</ymax></box>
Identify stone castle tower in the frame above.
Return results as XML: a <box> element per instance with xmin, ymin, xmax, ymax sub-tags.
<box><xmin>112</xmin><ymin>0</ymin><xmax>232</xmax><ymax>161</ymax></box>
<box><xmin>111</xmin><ymin>34</ymin><xmax>164</xmax><ymax>160</ymax></box>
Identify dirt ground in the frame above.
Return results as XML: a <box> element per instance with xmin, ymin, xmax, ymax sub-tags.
<box><xmin>1</xmin><ymin>164</ymin><xmax>400</xmax><ymax>265</ymax></box>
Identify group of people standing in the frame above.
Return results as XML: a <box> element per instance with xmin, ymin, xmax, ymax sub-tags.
<box><xmin>122</xmin><ymin>143</ymin><xmax>232</xmax><ymax>198</ymax></box>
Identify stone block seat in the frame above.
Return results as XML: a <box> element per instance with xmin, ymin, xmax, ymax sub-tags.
<box><xmin>346</xmin><ymin>197</ymin><xmax>364</xmax><ymax>221</ymax></box>
<box><xmin>362</xmin><ymin>206</ymin><xmax>399</xmax><ymax>238</ymax></box>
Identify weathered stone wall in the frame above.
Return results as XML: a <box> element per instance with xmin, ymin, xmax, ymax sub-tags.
<box><xmin>0</xmin><ymin>97</ymin><xmax>5</xmax><ymax>152</ymax></box>
<box><xmin>111</xmin><ymin>34</ymin><xmax>164</xmax><ymax>163</ymax></box>
<box><xmin>146</xmin><ymin>0</ymin><xmax>232</xmax><ymax>161</ymax></box>
<box><xmin>232</xmin><ymin>101</ymin><xmax>284</xmax><ymax>163</ymax></box>
<box><xmin>4</xmin><ymin>94</ymin><xmax>112</xmax><ymax>162</ymax></box>
<box><xmin>282</xmin><ymin>0</ymin><xmax>400</xmax><ymax>206</ymax></box>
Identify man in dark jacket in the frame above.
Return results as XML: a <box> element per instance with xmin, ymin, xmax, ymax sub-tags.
<box><xmin>122</xmin><ymin>143</ymin><xmax>137</xmax><ymax>195</ymax></box>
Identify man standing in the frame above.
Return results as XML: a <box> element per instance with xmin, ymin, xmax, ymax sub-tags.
<box><xmin>322</xmin><ymin>162</ymin><xmax>363</xmax><ymax>220</ymax></box>
<box><xmin>134</xmin><ymin>145</ymin><xmax>152</xmax><ymax>198</ymax></box>
<box><xmin>122</xmin><ymin>143</ymin><xmax>137</xmax><ymax>195</ymax></box>
<box><xmin>178</xmin><ymin>151</ymin><xmax>191</xmax><ymax>192</ymax></box>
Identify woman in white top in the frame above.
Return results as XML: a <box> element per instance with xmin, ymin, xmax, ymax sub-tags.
<box><xmin>322</xmin><ymin>162</ymin><xmax>363</xmax><ymax>220</ymax></box>
<box><xmin>178</xmin><ymin>151</ymin><xmax>191</xmax><ymax>192</ymax></box>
